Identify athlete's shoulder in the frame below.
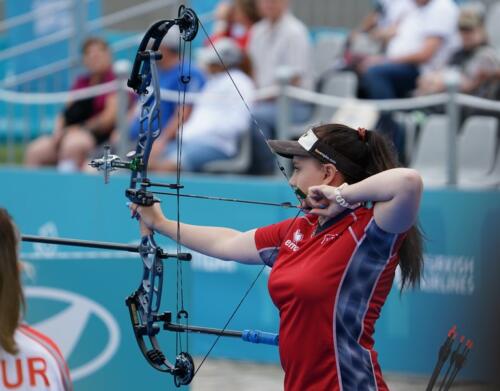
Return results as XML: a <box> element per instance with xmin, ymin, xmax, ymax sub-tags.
<box><xmin>17</xmin><ymin>324</ymin><xmax>73</xmax><ymax>391</ymax></box>
<box><xmin>18</xmin><ymin>324</ymin><xmax>64</xmax><ymax>358</ymax></box>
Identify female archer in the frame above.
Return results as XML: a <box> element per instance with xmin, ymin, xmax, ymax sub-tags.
<box><xmin>0</xmin><ymin>209</ymin><xmax>73</xmax><ymax>391</ymax></box>
<box><xmin>129</xmin><ymin>123</ymin><xmax>424</xmax><ymax>390</ymax></box>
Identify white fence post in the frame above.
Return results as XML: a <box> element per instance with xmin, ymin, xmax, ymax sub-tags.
<box><xmin>275</xmin><ymin>67</ymin><xmax>294</xmax><ymax>175</ymax></box>
<box><xmin>445</xmin><ymin>69</ymin><xmax>461</xmax><ymax>186</ymax></box>
<box><xmin>70</xmin><ymin>0</ymin><xmax>87</xmax><ymax>81</ymax></box>
<box><xmin>114</xmin><ymin>61</ymin><xmax>131</xmax><ymax>159</ymax></box>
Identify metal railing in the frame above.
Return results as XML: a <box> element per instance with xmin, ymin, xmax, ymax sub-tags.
<box><xmin>0</xmin><ymin>0</ymin><xmax>74</xmax><ymax>32</ymax></box>
<box><xmin>0</xmin><ymin>0</ymin><xmax>181</xmax><ymax>89</ymax></box>
<box><xmin>0</xmin><ymin>1</ymin><xmax>214</xmax><ymax>93</ymax></box>
<box><xmin>1</xmin><ymin>66</ymin><xmax>500</xmax><ymax>184</ymax></box>
<box><xmin>274</xmin><ymin>69</ymin><xmax>500</xmax><ymax>185</ymax></box>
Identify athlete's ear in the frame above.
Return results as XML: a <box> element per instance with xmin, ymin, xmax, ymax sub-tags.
<box><xmin>321</xmin><ymin>163</ymin><xmax>337</xmax><ymax>184</ymax></box>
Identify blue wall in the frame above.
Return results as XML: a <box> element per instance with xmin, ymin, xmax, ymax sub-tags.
<box><xmin>0</xmin><ymin>168</ymin><xmax>499</xmax><ymax>388</ymax></box>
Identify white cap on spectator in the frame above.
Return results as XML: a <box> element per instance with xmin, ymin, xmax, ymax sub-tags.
<box><xmin>198</xmin><ymin>38</ymin><xmax>243</xmax><ymax>68</ymax></box>
<box><xmin>161</xmin><ymin>25</ymin><xmax>181</xmax><ymax>51</ymax></box>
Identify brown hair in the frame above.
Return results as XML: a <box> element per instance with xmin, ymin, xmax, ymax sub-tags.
<box><xmin>81</xmin><ymin>36</ymin><xmax>109</xmax><ymax>54</ymax></box>
<box><xmin>0</xmin><ymin>208</ymin><xmax>25</xmax><ymax>354</ymax></box>
<box><xmin>235</xmin><ymin>0</ymin><xmax>261</xmax><ymax>24</ymax></box>
<box><xmin>313</xmin><ymin>124</ymin><xmax>424</xmax><ymax>290</ymax></box>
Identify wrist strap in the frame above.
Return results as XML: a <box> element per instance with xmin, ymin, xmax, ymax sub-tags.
<box><xmin>334</xmin><ymin>185</ymin><xmax>360</xmax><ymax>210</ymax></box>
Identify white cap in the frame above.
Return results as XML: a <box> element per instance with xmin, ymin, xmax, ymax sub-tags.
<box><xmin>197</xmin><ymin>38</ymin><xmax>243</xmax><ymax>68</ymax></box>
<box><xmin>161</xmin><ymin>25</ymin><xmax>181</xmax><ymax>51</ymax></box>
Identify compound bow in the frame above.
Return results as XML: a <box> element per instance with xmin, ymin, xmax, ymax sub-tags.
<box><xmin>89</xmin><ymin>4</ymin><xmax>297</xmax><ymax>387</ymax></box>
<box><xmin>90</xmin><ymin>5</ymin><xmax>198</xmax><ymax>387</ymax></box>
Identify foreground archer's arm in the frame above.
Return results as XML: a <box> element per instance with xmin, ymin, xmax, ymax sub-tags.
<box><xmin>307</xmin><ymin>168</ymin><xmax>423</xmax><ymax>234</ymax></box>
<box><xmin>132</xmin><ymin>203</ymin><xmax>262</xmax><ymax>265</ymax></box>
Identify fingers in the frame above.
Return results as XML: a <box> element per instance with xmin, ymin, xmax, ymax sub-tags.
<box><xmin>305</xmin><ymin>186</ymin><xmax>330</xmax><ymax>210</ymax></box>
<box><xmin>308</xmin><ymin>185</ymin><xmax>335</xmax><ymax>201</ymax></box>
<box><xmin>309</xmin><ymin>207</ymin><xmax>332</xmax><ymax>217</ymax></box>
<box><xmin>127</xmin><ymin>202</ymin><xmax>141</xmax><ymax>220</ymax></box>
<box><xmin>299</xmin><ymin>195</ymin><xmax>328</xmax><ymax>214</ymax></box>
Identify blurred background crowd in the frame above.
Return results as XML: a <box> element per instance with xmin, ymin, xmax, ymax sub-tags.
<box><xmin>1</xmin><ymin>2</ymin><xmax>499</xmax><ymax>389</ymax></box>
<box><xmin>1</xmin><ymin>0</ymin><xmax>500</xmax><ymax>186</ymax></box>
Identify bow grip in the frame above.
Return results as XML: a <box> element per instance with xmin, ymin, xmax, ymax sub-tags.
<box><xmin>126</xmin><ymin>188</ymin><xmax>160</xmax><ymax>206</ymax></box>
<box><xmin>241</xmin><ymin>330</ymin><xmax>279</xmax><ymax>346</ymax></box>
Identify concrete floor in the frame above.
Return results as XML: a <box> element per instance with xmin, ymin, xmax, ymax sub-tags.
<box><xmin>191</xmin><ymin>358</ymin><xmax>497</xmax><ymax>391</ymax></box>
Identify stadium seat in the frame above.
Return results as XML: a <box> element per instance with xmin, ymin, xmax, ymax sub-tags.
<box><xmin>201</xmin><ymin>129</ymin><xmax>252</xmax><ymax>174</ymax></box>
<box><xmin>459</xmin><ymin>147</ymin><xmax>500</xmax><ymax>188</ymax></box>
<box><xmin>411</xmin><ymin>114</ymin><xmax>450</xmax><ymax>186</ymax></box>
<box><xmin>394</xmin><ymin>111</ymin><xmax>422</xmax><ymax>166</ymax></box>
<box><xmin>289</xmin><ymin>71</ymin><xmax>358</xmax><ymax>138</ymax></box>
<box><xmin>313</xmin><ymin>34</ymin><xmax>347</xmax><ymax>77</ymax></box>
<box><xmin>458</xmin><ymin>116</ymin><xmax>499</xmax><ymax>187</ymax></box>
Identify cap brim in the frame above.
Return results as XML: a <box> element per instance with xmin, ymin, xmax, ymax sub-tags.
<box><xmin>268</xmin><ymin>139</ymin><xmax>309</xmax><ymax>159</ymax></box>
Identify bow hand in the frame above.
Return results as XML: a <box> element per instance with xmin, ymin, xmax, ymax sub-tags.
<box><xmin>129</xmin><ymin>202</ymin><xmax>166</xmax><ymax>232</ymax></box>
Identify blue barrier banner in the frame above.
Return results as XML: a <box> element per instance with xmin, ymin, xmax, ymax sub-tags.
<box><xmin>4</xmin><ymin>0</ymin><xmax>101</xmax><ymax>83</ymax></box>
<box><xmin>0</xmin><ymin>168</ymin><xmax>499</xmax><ymax>387</ymax></box>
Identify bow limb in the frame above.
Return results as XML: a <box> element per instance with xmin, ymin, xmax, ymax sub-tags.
<box><xmin>90</xmin><ymin>5</ymin><xmax>198</xmax><ymax>387</ymax></box>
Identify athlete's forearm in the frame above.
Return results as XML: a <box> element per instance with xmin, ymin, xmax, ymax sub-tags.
<box><xmin>154</xmin><ymin>218</ymin><xmax>260</xmax><ymax>264</ymax></box>
<box><xmin>340</xmin><ymin>168</ymin><xmax>422</xmax><ymax>205</ymax></box>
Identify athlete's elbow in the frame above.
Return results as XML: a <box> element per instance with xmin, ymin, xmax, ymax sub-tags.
<box><xmin>400</xmin><ymin>169</ymin><xmax>423</xmax><ymax>196</ymax></box>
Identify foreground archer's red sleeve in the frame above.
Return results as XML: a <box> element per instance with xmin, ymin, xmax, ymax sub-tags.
<box><xmin>254</xmin><ymin>218</ymin><xmax>295</xmax><ymax>267</ymax></box>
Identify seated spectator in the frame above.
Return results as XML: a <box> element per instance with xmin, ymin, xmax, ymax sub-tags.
<box><xmin>148</xmin><ymin>38</ymin><xmax>255</xmax><ymax>172</ymax></box>
<box><xmin>346</xmin><ymin>0</ymin><xmax>415</xmax><ymax>65</ymax></box>
<box><xmin>0</xmin><ymin>208</ymin><xmax>72</xmax><ymax>391</ymax></box>
<box><xmin>209</xmin><ymin>0</ymin><xmax>261</xmax><ymax>50</ymax></box>
<box><xmin>25</xmin><ymin>37</ymin><xmax>118</xmax><ymax>172</ymax></box>
<box><xmin>126</xmin><ymin>26</ymin><xmax>206</xmax><ymax>149</ymax></box>
<box><xmin>416</xmin><ymin>4</ymin><xmax>500</xmax><ymax>99</ymax></box>
<box><xmin>248</xmin><ymin>0</ymin><xmax>313</xmax><ymax>175</ymax></box>
<box><xmin>359</xmin><ymin>0</ymin><xmax>459</xmax><ymax>161</ymax></box>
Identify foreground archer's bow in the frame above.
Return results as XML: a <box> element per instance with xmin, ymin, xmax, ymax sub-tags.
<box><xmin>90</xmin><ymin>5</ymin><xmax>198</xmax><ymax>387</ymax></box>
<box><xmin>90</xmin><ymin>4</ymin><xmax>302</xmax><ymax>387</ymax></box>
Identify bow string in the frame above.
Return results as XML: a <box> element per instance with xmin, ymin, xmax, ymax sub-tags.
<box><xmin>90</xmin><ymin>4</ymin><xmax>304</xmax><ymax>387</ymax></box>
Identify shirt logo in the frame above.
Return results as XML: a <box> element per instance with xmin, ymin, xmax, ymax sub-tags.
<box><xmin>285</xmin><ymin>229</ymin><xmax>303</xmax><ymax>252</ymax></box>
<box><xmin>321</xmin><ymin>233</ymin><xmax>340</xmax><ymax>245</ymax></box>
<box><xmin>293</xmin><ymin>229</ymin><xmax>304</xmax><ymax>243</ymax></box>
<box><xmin>285</xmin><ymin>239</ymin><xmax>300</xmax><ymax>252</ymax></box>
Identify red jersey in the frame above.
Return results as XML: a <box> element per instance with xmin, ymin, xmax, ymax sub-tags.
<box><xmin>255</xmin><ymin>207</ymin><xmax>406</xmax><ymax>391</ymax></box>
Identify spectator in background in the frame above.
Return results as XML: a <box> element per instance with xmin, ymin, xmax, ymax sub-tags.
<box><xmin>416</xmin><ymin>4</ymin><xmax>500</xmax><ymax>99</ymax></box>
<box><xmin>247</xmin><ymin>0</ymin><xmax>313</xmax><ymax>175</ymax></box>
<box><xmin>149</xmin><ymin>38</ymin><xmax>255</xmax><ymax>172</ymax></box>
<box><xmin>25</xmin><ymin>37</ymin><xmax>118</xmax><ymax>172</ymax></box>
<box><xmin>346</xmin><ymin>0</ymin><xmax>415</xmax><ymax>65</ymax></box>
<box><xmin>359</xmin><ymin>0</ymin><xmax>459</xmax><ymax>161</ymax></box>
<box><xmin>0</xmin><ymin>208</ymin><xmax>72</xmax><ymax>391</ymax></box>
<box><xmin>367</xmin><ymin>0</ymin><xmax>415</xmax><ymax>34</ymax></box>
<box><xmin>210</xmin><ymin>0</ymin><xmax>261</xmax><ymax>50</ymax></box>
<box><xmin>126</xmin><ymin>26</ymin><xmax>205</xmax><ymax>149</ymax></box>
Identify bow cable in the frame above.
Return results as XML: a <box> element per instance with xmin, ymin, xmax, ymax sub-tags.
<box><xmin>190</xmin><ymin>18</ymin><xmax>307</xmax><ymax>378</ymax></box>
<box><xmin>175</xmin><ymin>32</ymin><xmax>193</xmax><ymax>360</ymax></box>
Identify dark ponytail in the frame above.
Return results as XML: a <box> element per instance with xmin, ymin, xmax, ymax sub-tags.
<box><xmin>313</xmin><ymin>124</ymin><xmax>424</xmax><ymax>290</ymax></box>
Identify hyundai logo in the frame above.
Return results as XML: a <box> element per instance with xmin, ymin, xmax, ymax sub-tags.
<box><xmin>25</xmin><ymin>286</ymin><xmax>120</xmax><ymax>381</ymax></box>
